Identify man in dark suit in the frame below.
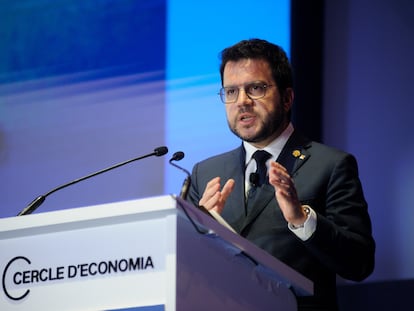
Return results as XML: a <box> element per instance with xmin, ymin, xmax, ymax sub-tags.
<box><xmin>187</xmin><ymin>39</ymin><xmax>375</xmax><ymax>310</ymax></box>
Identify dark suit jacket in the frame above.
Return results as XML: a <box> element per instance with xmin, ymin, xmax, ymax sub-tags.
<box><xmin>187</xmin><ymin>130</ymin><xmax>375</xmax><ymax>310</ymax></box>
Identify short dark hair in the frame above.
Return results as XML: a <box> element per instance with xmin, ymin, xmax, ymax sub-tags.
<box><xmin>219</xmin><ymin>39</ymin><xmax>293</xmax><ymax>94</ymax></box>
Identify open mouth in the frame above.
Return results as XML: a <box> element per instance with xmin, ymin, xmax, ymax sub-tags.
<box><xmin>240</xmin><ymin>113</ymin><xmax>256</xmax><ymax>123</ymax></box>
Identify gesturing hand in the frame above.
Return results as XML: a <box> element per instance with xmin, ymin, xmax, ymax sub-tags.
<box><xmin>268</xmin><ymin>162</ymin><xmax>307</xmax><ymax>226</ymax></box>
<box><xmin>199</xmin><ymin>177</ymin><xmax>235</xmax><ymax>214</ymax></box>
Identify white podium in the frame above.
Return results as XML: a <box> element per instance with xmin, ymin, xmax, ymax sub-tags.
<box><xmin>0</xmin><ymin>195</ymin><xmax>312</xmax><ymax>310</ymax></box>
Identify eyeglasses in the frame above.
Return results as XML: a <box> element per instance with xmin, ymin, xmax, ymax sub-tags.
<box><xmin>218</xmin><ymin>82</ymin><xmax>273</xmax><ymax>104</ymax></box>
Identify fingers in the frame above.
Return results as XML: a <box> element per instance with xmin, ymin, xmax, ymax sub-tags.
<box><xmin>221</xmin><ymin>179</ymin><xmax>235</xmax><ymax>200</ymax></box>
<box><xmin>269</xmin><ymin>162</ymin><xmax>293</xmax><ymax>190</ymax></box>
<box><xmin>199</xmin><ymin>177</ymin><xmax>235</xmax><ymax>214</ymax></box>
<box><xmin>199</xmin><ymin>177</ymin><xmax>221</xmax><ymax>208</ymax></box>
<box><xmin>269</xmin><ymin>161</ymin><xmax>298</xmax><ymax>202</ymax></box>
<box><xmin>200</xmin><ymin>177</ymin><xmax>220</xmax><ymax>198</ymax></box>
<box><xmin>268</xmin><ymin>162</ymin><xmax>303</xmax><ymax>223</ymax></box>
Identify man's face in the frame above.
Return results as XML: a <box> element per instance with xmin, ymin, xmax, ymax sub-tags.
<box><xmin>223</xmin><ymin>58</ymin><xmax>293</xmax><ymax>148</ymax></box>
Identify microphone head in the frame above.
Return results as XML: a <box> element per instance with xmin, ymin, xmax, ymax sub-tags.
<box><xmin>171</xmin><ymin>151</ymin><xmax>185</xmax><ymax>162</ymax></box>
<box><xmin>154</xmin><ymin>146</ymin><xmax>168</xmax><ymax>156</ymax></box>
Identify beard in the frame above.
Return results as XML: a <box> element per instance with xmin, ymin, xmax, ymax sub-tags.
<box><xmin>228</xmin><ymin>105</ymin><xmax>286</xmax><ymax>144</ymax></box>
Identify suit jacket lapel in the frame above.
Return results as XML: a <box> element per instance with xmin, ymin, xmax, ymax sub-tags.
<box><xmin>221</xmin><ymin>146</ymin><xmax>247</xmax><ymax>232</ymax></box>
<box><xmin>277</xmin><ymin>130</ymin><xmax>312</xmax><ymax>175</ymax></box>
<box><xmin>241</xmin><ymin>184</ymin><xmax>274</xmax><ymax>232</ymax></box>
<box><xmin>229</xmin><ymin>145</ymin><xmax>247</xmax><ymax>210</ymax></box>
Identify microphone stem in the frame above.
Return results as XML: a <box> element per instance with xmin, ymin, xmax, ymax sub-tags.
<box><xmin>17</xmin><ymin>195</ymin><xmax>46</xmax><ymax>216</ymax></box>
<box><xmin>179</xmin><ymin>176</ymin><xmax>191</xmax><ymax>200</ymax></box>
<box><xmin>46</xmin><ymin>152</ymin><xmax>157</xmax><ymax>198</ymax></box>
<box><xmin>169</xmin><ymin>160</ymin><xmax>191</xmax><ymax>200</ymax></box>
<box><xmin>18</xmin><ymin>149</ymin><xmax>165</xmax><ymax>216</ymax></box>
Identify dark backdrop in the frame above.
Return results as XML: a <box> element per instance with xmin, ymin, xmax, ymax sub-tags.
<box><xmin>290</xmin><ymin>0</ymin><xmax>414</xmax><ymax>309</ymax></box>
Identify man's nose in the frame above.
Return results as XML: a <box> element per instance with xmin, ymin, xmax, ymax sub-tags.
<box><xmin>236</xmin><ymin>88</ymin><xmax>253</xmax><ymax>106</ymax></box>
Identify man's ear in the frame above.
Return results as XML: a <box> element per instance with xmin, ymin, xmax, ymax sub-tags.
<box><xmin>283</xmin><ymin>88</ymin><xmax>294</xmax><ymax>112</ymax></box>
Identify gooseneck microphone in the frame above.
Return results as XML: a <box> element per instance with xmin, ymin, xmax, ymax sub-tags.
<box><xmin>17</xmin><ymin>146</ymin><xmax>168</xmax><ymax>216</ymax></box>
<box><xmin>168</xmin><ymin>151</ymin><xmax>191</xmax><ymax>200</ymax></box>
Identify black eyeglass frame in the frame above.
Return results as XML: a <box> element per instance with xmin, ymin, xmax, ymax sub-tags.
<box><xmin>218</xmin><ymin>82</ymin><xmax>273</xmax><ymax>104</ymax></box>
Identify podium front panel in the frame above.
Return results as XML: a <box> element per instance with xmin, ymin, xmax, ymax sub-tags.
<box><xmin>0</xmin><ymin>196</ymin><xmax>178</xmax><ymax>311</ymax></box>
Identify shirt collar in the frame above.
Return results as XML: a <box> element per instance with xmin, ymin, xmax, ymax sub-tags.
<box><xmin>243</xmin><ymin>122</ymin><xmax>294</xmax><ymax>165</ymax></box>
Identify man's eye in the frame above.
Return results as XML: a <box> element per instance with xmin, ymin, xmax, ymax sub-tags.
<box><xmin>248</xmin><ymin>84</ymin><xmax>264</xmax><ymax>94</ymax></box>
<box><xmin>226</xmin><ymin>88</ymin><xmax>236</xmax><ymax>95</ymax></box>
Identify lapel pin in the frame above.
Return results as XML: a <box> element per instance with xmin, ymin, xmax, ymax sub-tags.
<box><xmin>292</xmin><ymin>150</ymin><xmax>301</xmax><ymax>158</ymax></box>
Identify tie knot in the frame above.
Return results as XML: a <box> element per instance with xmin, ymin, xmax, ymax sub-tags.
<box><xmin>250</xmin><ymin>150</ymin><xmax>272</xmax><ymax>187</ymax></box>
<box><xmin>252</xmin><ymin>150</ymin><xmax>271</xmax><ymax>165</ymax></box>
